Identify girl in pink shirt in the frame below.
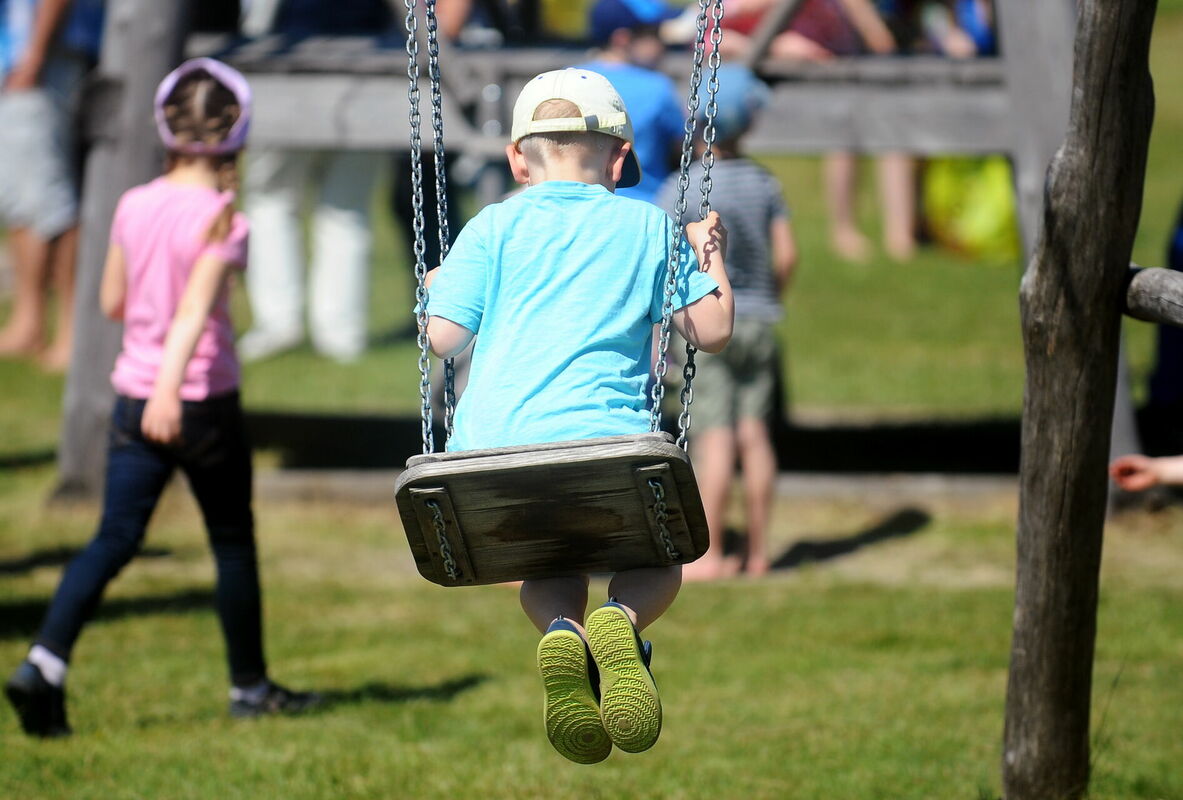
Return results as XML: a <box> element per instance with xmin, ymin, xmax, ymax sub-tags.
<box><xmin>5</xmin><ymin>59</ymin><xmax>316</xmax><ymax>738</ymax></box>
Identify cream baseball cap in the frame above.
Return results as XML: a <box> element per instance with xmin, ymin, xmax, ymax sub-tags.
<box><xmin>510</xmin><ymin>68</ymin><xmax>642</xmax><ymax>189</ymax></box>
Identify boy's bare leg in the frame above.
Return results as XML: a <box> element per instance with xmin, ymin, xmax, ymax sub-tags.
<box><xmin>824</xmin><ymin>153</ymin><xmax>871</xmax><ymax>263</ymax></box>
<box><xmin>606</xmin><ymin>566</ymin><xmax>682</xmax><ymax>631</ymax></box>
<box><xmin>736</xmin><ymin>417</ymin><xmax>776</xmax><ymax>577</ymax></box>
<box><xmin>877</xmin><ymin>153</ymin><xmax>917</xmax><ymax>262</ymax></box>
<box><xmin>520</xmin><ymin>575</ymin><xmax>590</xmax><ymax>634</ymax></box>
<box><xmin>685</xmin><ymin>426</ymin><xmax>735</xmax><ymax>581</ymax></box>
<box><xmin>0</xmin><ymin>228</ymin><xmax>50</xmax><ymax>356</ymax></box>
<box><xmin>40</xmin><ymin>226</ymin><xmax>78</xmax><ymax>372</ymax></box>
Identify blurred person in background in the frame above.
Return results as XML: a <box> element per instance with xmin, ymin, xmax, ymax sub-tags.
<box><xmin>0</xmin><ymin>0</ymin><xmax>103</xmax><ymax>370</ymax></box>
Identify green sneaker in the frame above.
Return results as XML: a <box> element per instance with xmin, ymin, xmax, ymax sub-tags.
<box><xmin>584</xmin><ymin>601</ymin><xmax>661</xmax><ymax>753</ymax></box>
<box><xmin>537</xmin><ymin>617</ymin><xmax>611</xmax><ymax>764</ymax></box>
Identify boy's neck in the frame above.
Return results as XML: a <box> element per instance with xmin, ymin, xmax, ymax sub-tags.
<box><xmin>528</xmin><ymin>159</ymin><xmax>615</xmax><ymax>191</ymax></box>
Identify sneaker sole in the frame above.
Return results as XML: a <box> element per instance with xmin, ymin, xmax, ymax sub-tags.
<box><xmin>537</xmin><ymin>629</ymin><xmax>611</xmax><ymax>765</ymax></box>
<box><xmin>585</xmin><ymin>606</ymin><xmax>661</xmax><ymax>753</ymax></box>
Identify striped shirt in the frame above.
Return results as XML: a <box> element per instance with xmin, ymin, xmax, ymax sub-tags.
<box><xmin>659</xmin><ymin>157</ymin><xmax>789</xmax><ymax>322</ymax></box>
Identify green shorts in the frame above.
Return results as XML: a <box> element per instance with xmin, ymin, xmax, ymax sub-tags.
<box><xmin>686</xmin><ymin>317</ymin><xmax>780</xmax><ymax>432</ymax></box>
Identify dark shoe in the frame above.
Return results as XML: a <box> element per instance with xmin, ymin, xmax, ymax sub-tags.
<box><xmin>5</xmin><ymin>661</ymin><xmax>71</xmax><ymax>738</ymax></box>
<box><xmin>537</xmin><ymin>617</ymin><xmax>612</xmax><ymax>764</ymax></box>
<box><xmin>229</xmin><ymin>681</ymin><xmax>321</xmax><ymax>718</ymax></box>
<box><xmin>585</xmin><ymin>601</ymin><xmax>661</xmax><ymax>753</ymax></box>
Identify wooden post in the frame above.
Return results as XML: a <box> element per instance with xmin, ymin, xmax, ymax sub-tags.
<box><xmin>53</xmin><ymin>0</ymin><xmax>191</xmax><ymax>499</ymax></box>
<box><xmin>1002</xmin><ymin>1</ymin><xmax>1157</xmax><ymax>798</ymax></box>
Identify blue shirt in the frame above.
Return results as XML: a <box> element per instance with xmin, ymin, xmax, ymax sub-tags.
<box><xmin>427</xmin><ymin>181</ymin><xmax>718</xmax><ymax>451</ymax></box>
<box><xmin>0</xmin><ymin>0</ymin><xmax>103</xmax><ymax>80</ymax></box>
<box><xmin>578</xmin><ymin>61</ymin><xmax>684</xmax><ymax>204</ymax></box>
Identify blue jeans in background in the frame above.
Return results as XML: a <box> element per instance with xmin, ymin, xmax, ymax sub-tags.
<box><xmin>36</xmin><ymin>392</ymin><xmax>267</xmax><ymax>686</ymax></box>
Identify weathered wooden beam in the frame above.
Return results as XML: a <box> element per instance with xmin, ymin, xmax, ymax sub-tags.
<box><xmin>1003</xmin><ymin>2</ymin><xmax>1157</xmax><ymax>800</ymax></box>
<box><xmin>1124</xmin><ymin>266</ymin><xmax>1183</xmax><ymax>326</ymax></box>
<box><xmin>54</xmin><ymin>0</ymin><xmax>191</xmax><ymax>500</ymax></box>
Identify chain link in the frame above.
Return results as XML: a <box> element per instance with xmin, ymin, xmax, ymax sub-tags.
<box><xmin>647</xmin><ymin>478</ymin><xmax>681</xmax><ymax>561</ymax></box>
<box><xmin>651</xmin><ymin>0</ymin><xmax>724</xmax><ymax>451</ymax></box>
<box><xmin>422</xmin><ymin>0</ymin><xmax>458</xmax><ymax>446</ymax></box>
<box><xmin>425</xmin><ymin>499</ymin><xmax>459</xmax><ymax>581</ymax></box>
<box><xmin>677</xmin><ymin>0</ymin><xmax>725</xmax><ymax>449</ymax></box>
<box><xmin>650</xmin><ymin>0</ymin><xmax>710</xmax><ymax>439</ymax></box>
<box><xmin>405</xmin><ymin>0</ymin><xmax>434</xmax><ymax>455</ymax></box>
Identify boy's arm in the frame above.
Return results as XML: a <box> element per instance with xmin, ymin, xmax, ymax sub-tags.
<box><xmin>770</xmin><ymin>215</ymin><xmax>798</xmax><ymax>295</ymax></box>
<box><xmin>100</xmin><ymin>243</ymin><xmax>127</xmax><ymax>320</ymax></box>
<box><xmin>423</xmin><ymin>266</ymin><xmax>476</xmax><ymax>358</ymax></box>
<box><xmin>141</xmin><ymin>253</ymin><xmax>235</xmax><ymax>445</ymax></box>
<box><xmin>426</xmin><ymin>317</ymin><xmax>474</xmax><ymax>359</ymax></box>
<box><xmin>674</xmin><ymin>212</ymin><xmax>733</xmax><ymax>354</ymax></box>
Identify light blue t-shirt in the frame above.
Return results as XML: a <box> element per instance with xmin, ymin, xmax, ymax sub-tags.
<box><xmin>578</xmin><ymin>61</ymin><xmax>684</xmax><ymax>204</ymax></box>
<box><xmin>427</xmin><ymin>181</ymin><xmax>718</xmax><ymax>451</ymax></box>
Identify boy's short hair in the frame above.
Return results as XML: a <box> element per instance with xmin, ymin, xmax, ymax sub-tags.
<box><xmin>519</xmin><ymin>99</ymin><xmax>620</xmax><ymax>162</ymax></box>
<box><xmin>511</xmin><ymin>68</ymin><xmax>642</xmax><ymax>188</ymax></box>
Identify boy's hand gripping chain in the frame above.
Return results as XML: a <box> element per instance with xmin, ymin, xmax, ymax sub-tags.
<box><xmin>650</xmin><ymin>0</ymin><xmax>725</xmax><ymax>450</ymax></box>
<box><xmin>406</xmin><ymin>0</ymin><xmax>457</xmax><ymax>456</ymax></box>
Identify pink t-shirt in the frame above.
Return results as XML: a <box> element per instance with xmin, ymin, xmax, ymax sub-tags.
<box><xmin>109</xmin><ymin>177</ymin><xmax>249</xmax><ymax>401</ymax></box>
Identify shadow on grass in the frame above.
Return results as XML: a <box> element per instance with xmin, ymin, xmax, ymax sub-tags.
<box><xmin>0</xmin><ymin>587</ymin><xmax>211</xmax><ymax>640</ymax></box>
<box><xmin>0</xmin><ymin>448</ymin><xmax>56</xmax><ymax>470</ymax></box>
<box><xmin>316</xmin><ymin>674</ymin><xmax>489</xmax><ymax>710</ymax></box>
<box><xmin>0</xmin><ymin>546</ymin><xmax>171</xmax><ymax>575</ymax></box>
<box><xmin>770</xmin><ymin>507</ymin><xmax>931</xmax><ymax>570</ymax></box>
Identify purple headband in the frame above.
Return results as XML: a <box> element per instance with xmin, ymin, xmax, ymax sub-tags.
<box><xmin>153</xmin><ymin>57</ymin><xmax>252</xmax><ymax>155</ymax></box>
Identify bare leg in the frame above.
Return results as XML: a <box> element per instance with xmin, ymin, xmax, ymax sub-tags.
<box><xmin>520</xmin><ymin>575</ymin><xmax>590</xmax><ymax>634</ymax></box>
<box><xmin>40</xmin><ymin>226</ymin><xmax>78</xmax><ymax>372</ymax></box>
<box><xmin>825</xmin><ymin>153</ymin><xmax>871</xmax><ymax>263</ymax></box>
<box><xmin>0</xmin><ymin>228</ymin><xmax>51</xmax><ymax>356</ymax></box>
<box><xmin>684</xmin><ymin>426</ymin><xmax>735</xmax><ymax>581</ymax></box>
<box><xmin>736</xmin><ymin>417</ymin><xmax>776</xmax><ymax>577</ymax></box>
<box><xmin>606</xmin><ymin>566</ymin><xmax>681</xmax><ymax>632</ymax></box>
<box><xmin>877</xmin><ymin>153</ymin><xmax>917</xmax><ymax>262</ymax></box>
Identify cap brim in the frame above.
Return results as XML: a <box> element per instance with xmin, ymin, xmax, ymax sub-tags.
<box><xmin>619</xmin><ymin>149</ymin><xmax>642</xmax><ymax>189</ymax></box>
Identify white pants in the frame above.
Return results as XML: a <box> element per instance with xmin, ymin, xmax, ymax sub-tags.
<box><xmin>242</xmin><ymin>148</ymin><xmax>382</xmax><ymax>360</ymax></box>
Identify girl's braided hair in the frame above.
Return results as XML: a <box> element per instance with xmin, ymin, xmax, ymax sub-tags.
<box><xmin>160</xmin><ymin>68</ymin><xmax>242</xmax><ymax>195</ymax></box>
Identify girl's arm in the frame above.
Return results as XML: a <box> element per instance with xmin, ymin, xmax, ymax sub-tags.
<box><xmin>674</xmin><ymin>211</ymin><xmax>734</xmax><ymax>354</ymax></box>
<box><xmin>141</xmin><ymin>253</ymin><xmax>236</xmax><ymax>444</ymax></box>
<box><xmin>770</xmin><ymin>215</ymin><xmax>798</xmax><ymax>294</ymax></box>
<box><xmin>100</xmin><ymin>244</ymin><xmax>128</xmax><ymax>320</ymax></box>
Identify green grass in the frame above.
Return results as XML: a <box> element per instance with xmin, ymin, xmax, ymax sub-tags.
<box><xmin>3</xmin><ymin>9</ymin><xmax>1183</xmax><ymax>799</ymax></box>
<box><xmin>1</xmin><ymin>466</ymin><xmax>1182</xmax><ymax>799</ymax></box>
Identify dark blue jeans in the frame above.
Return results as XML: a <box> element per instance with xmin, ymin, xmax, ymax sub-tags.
<box><xmin>37</xmin><ymin>392</ymin><xmax>266</xmax><ymax>686</ymax></box>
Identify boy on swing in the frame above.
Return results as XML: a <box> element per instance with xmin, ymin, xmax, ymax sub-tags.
<box><xmin>425</xmin><ymin>68</ymin><xmax>733</xmax><ymax>763</ymax></box>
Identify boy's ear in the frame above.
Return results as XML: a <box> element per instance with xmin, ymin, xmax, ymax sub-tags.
<box><xmin>608</xmin><ymin>140</ymin><xmax>631</xmax><ymax>185</ymax></box>
<box><xmin>506</xmin><ymin>142</ymin><xmax>531</xmax><ymax>185</ymax></box>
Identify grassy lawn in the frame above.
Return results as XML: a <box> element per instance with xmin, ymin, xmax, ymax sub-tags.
<box><xmin>2</xmin><ymin>8</ymin><xmax>1183</xmax><ymax>800</ymax></box>
<box><xmin>1</xmin><ymin>466</ymin><xmax>1181</xmax><ymax>799</ymax></box>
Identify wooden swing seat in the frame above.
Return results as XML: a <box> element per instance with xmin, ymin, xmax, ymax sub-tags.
<box><xmin>395</xmin><ymin>432</ymin><xmax>708</xmax><ymax>586</ymax></box>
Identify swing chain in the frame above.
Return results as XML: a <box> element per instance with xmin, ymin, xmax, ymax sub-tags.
<box><xmin>650</xmin><ymin>0</ymin><xmax>712</xmax><ymax>441</ymax></box>
<box><xmin>405</xmin><ymin>0</ymin><xmax>434</xmax><ymax>455</ymax></box>
<box><xmin>676</xmin><ymin>0</ymin><xmax>724</xmax><ymax>450</ymax></box>
<box><xmin>425</xmin><ymin>499</ymin><xmax>460</xmax><ymax>581</ymax></box>
<box><xmin>423</xmin><ymin>0</ymin><xmax>458</xmax><ymax>445</ymax></box>
<box><xmin>647</xmin><ymin>479</ymin><xmax>681</xmax><ymax>562</ymax></box>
